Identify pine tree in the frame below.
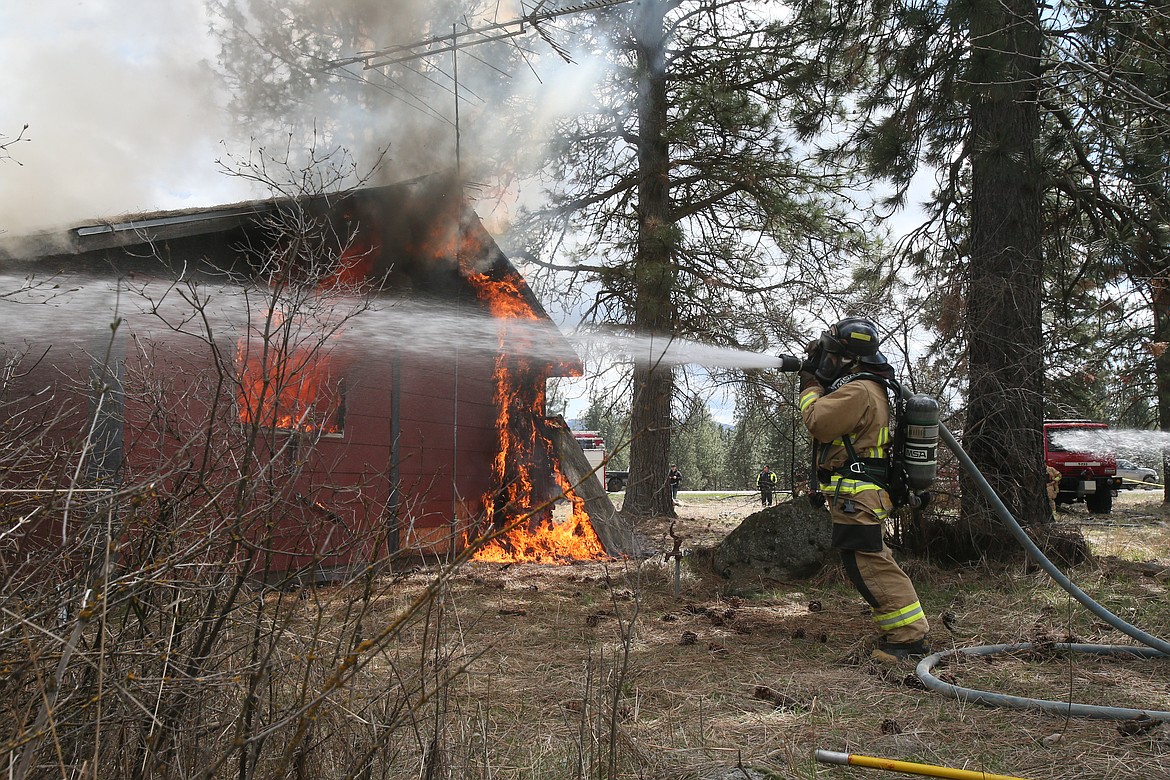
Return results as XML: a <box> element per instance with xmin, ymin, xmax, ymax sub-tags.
<box><xmin>512</xmin><ymin>0</ymin><xmax>873</xmax><ymax>517</ymax></box>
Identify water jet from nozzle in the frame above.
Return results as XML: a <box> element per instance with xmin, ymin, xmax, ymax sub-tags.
<box><xmin>569</xmin><ymin>330</ymin><xmax>805</xmax><ymax>370</ymax></box>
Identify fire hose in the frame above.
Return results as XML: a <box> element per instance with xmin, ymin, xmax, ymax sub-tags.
<box><xmin>775</xmin><ymin>351</ymin><xmax>1170</xmax><ymax>703</ymax></box>
<box><xmin>912</xmin><ymin>423</ymin><xmax>1170</xmax><ymax>721</ymax></box>
<box><xmin>812</xmin><ymin>422</ymin><xmax>1169</xmax><ymax>780</ymax></box>
<box><xmin>774</xmin><ymin>344</ymin><xmax>1169</xmax><ymax>778</ymax></box>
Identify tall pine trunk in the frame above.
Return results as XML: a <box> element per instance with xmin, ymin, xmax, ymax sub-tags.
<box><xmin>960</xmin><ymin>0</ymin><xmax>1051</xmax><ymax>537</ymax></box>
<box><xmin>623</xmin><ymin>0</ymin><xmax>677</xmax><ymax>517</ymax></box>
<box><xmin>1153</xmin><ymin>280</ymin><xmax>1170</xmax><ymax>504</ymax></box>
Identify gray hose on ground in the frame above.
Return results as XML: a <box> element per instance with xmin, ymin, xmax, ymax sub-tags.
<box><xmin>938</xmin><ymin>423</ymin><xmax>1170</xmax><ymax>655</ymax></box>
<box><xmin>913</xmin><ymin>424</ymin><xmax>1170</xmax><ymax>720</ymax></box>
<box><xmin>916</xmin><ymin>643</ymin><xmax>1169</xmax><ymax>721</ymax></box>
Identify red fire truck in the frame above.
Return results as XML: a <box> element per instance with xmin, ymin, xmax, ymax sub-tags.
<box><xmin>570</xmin><ymin>430</ymin><xmax>631</xmax><ymax>491</ymax></box>
<box><xmin>1043</xmin><ymin>420</ymin><xmax>1123</xmax><ymax>514</ymax></box>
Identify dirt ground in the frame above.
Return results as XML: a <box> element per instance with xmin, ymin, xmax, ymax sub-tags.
<box><xmin>11</xmin><ymin>491</ymin><xmax>1167</xmax><ymax>779</ymax></box>
<box><xmin>388</xmin><ymin>486</ymin><xmax>1170</xmax><ymax>778</ymax></box>
<box><xmin>639</xmin><ymin>485</ymin><xmax>1170</xmax><ymax>544</ymax></box>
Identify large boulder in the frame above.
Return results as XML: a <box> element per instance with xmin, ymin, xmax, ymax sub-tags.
<box><xmin>711</xmin><ymin>500</ymin><xmax>833</xmax><ymax>581</ymax></box>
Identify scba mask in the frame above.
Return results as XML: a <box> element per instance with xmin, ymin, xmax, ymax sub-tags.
<box><xmin>814</xmin><ymin>318</ymin><xmax>882</xmax><ymax>384</ymax></box>
<box><xmin>814</xmin><ymin>339</ymin><xmax>846</xmax><ymax>385</ymax></box>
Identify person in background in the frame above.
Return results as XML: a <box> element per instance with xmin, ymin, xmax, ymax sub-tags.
<box><xmin>799</xmin><ymin>316</ymin><xmax>930</xmax><ymax>663</ymax></box>
<box><xmin>1046</xmin><ymin>464</ymin><xmax>1062</xmax><ymax>515</ymax></box>
<box><xmin>668</xmin><ymin>464</ymin><xmax>683</xmax><ymax>504</ymax></box>
<box><xmin>757</xmin><ymin>465</ymin><xmax>778</xmax><ymax>507</ymax></box>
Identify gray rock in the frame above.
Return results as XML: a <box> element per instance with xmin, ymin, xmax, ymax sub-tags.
<box><xmin>711</xmin><ymin>500</ymin><xmax>833</xmax><ymax>581</ymax></box>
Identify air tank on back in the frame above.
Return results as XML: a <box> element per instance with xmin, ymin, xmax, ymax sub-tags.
<box><xmin>903</xmin><ymin>394</ymin><xmax>940</xmax><ymax>491</ymax></box>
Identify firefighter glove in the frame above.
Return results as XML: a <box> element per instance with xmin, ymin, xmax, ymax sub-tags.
<box><xmin>798</xmin><ymin>371</ymin><xmax>821</xmax><ymax>392</ymax></box>
<box><xmin>800</xmin><ymin>340</ymin><xmax>822</xmax><ymax>374</ymax></box>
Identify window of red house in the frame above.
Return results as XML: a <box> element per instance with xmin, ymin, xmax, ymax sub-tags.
<box><xmin>236</xmin><ymin>338</ymin><xmax>345</xmax><ymax>436</ymax></box>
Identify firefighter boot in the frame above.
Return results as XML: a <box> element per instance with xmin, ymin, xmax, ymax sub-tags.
<box><xmin>871</xmin><ymin>637</ymin><xmax>931</xmax><ymax>665</ymax></box>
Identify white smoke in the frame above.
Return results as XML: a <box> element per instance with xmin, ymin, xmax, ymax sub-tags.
<box><xmin>0</xmin><ymin>0</ymin><xmax>617</xmax><ymax>239</ymax></box>
<box><xmin>0</xmin><ymin>2</ymin><xmax>252</xmax><ymax>234</ymax></box>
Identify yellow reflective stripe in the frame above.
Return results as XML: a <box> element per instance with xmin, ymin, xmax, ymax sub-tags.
<box><xmin>820</xmin><ymin>477</ymin><xmax>884</xmax><ymax>495</ymax></box>
<box><xmin>874</xmin><ymin>602</ymin><xmax>925</xmax><ymax>629</ymax></box>
<box><xmin>799</xmin><ymin>390</ymin><xmax>820</xmax><ymax>411</ymax></box>
<box><xmin>862</xmin><ymin>427</ymin><xmax>891</xmax><ymax>458</ymax></box>
<box><xmin>825</xmin><ymin>429</ymin><xmax>890</xmax><ymax>456</ymax></box>
<box><xmin>819</xmin><ymin>477</ymin><xmax>889</xmax><ymax>518</ymax></box>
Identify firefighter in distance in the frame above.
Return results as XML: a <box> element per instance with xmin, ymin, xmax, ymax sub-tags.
<box><xmin>798</xmin><ymin>317</ymin><xmax>930</xmax><ymax>662</ymax></box>
<box><xmin>757</xmin><ymin>465</ymin><xmax>779</xmax><ymax>507</ymax></box>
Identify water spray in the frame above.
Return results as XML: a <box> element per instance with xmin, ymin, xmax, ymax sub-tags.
<box><xmin>1052</xmin><ymin>426</ymin><xmax>1170</xmax><ymax>460</ymax></box>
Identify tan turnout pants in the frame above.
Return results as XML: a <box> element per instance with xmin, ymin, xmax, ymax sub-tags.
<box><xmin>827</xmin><ymin>484</ymin><xmax>928</xmax><ymax>644</ymax></box>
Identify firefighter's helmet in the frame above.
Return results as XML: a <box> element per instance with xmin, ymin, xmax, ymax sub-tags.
<box><xmin>815</xmin><ymin>317</ymin><xmax>883</xmax><ymax>383</ymax></box>
<box><xmin>819</xmin><ymin>317</ymin><xmax>881</xmax><ymax>358</ymax></box>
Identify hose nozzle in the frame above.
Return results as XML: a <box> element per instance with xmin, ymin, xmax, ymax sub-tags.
<box><xmin>777</xmin><ymin>354</ymin><xmax>803</xmax><ymax>372</ymax></box>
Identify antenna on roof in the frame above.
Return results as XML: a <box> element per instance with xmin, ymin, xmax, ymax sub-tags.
<box><xmin>323</xmin><ymin>3</ymin><xmax>634</xmax><ymax>526</ymax></box>
<box><xmin>322</xmin><ymin>0</ymin><xmax>632</xmax><ymax>204</ymax></box>
<box><xmin>323</xmin><ymin>0</ymin><xmax>632</xmax><ymax>72</ymax></box>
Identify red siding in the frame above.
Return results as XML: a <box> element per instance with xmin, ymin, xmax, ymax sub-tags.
<box><xmin>1</xmin><ymin>321</ymin><xmax>513</xmax><ymax>580</ymax></box>
<box><xmin>2</xmin><ymin>182</ymin><xmax>579</xmax><ymax>580</ymax></box>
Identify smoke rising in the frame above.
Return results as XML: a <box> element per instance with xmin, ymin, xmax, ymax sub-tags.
<box><xmin>0</xmin><ymin>3</ymin><xmax>247</xmax><ymax>233</ymax></box>
<box><xmin>0</xmin><ymin>1</ymin><xmax>614</xmax><ymax>239</ymax></box>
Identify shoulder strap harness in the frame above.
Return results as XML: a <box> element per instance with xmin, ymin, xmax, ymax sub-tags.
<box><xmin>816</xmin><ymin>372</ymin><xmax>904</xmax><ymax>502</ymax></box>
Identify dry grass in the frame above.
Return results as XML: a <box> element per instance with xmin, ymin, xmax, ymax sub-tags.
<box><xmin>5</xmin><ymin>489</ymin><xmax>1168</xmax><ymax>779</ymax></box>
<box><xmin>366</xmin><ymin>489</ymin><xmax>1170</xmax><ymax>779</ymax></box>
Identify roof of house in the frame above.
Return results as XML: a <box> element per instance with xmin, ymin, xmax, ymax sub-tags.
<box><xmin>0</xmin><ymin>175</ymin><xmax>583</xmax><ymax>376</ymax></box>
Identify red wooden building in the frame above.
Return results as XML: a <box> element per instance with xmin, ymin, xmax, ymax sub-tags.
<box><xmin>0</xmin><ymin>176</ymin><xmax>588</xmax><ymax>584</ymax></box>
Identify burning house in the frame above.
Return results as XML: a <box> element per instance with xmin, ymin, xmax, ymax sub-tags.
<box><xmin>0</xmin><ymin>176</ymin><xmax>632</xmax><ymax>584</ymax></box>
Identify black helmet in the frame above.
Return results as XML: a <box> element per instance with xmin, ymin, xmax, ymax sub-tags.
<box><xmin>819</xmin><ymin>317</ymin><xmax>881</xmax><ymax>358</ymax></box>
<box><xmin>814</xmin><ymin>317</ymin><xmax>882</xmax><ymax>383</ymax></box>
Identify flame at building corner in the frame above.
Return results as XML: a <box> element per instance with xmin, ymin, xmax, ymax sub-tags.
<box><xmin>463</xmin><ymin>265</ymin><xmax>606</xmax><ymax>564</ymax></box>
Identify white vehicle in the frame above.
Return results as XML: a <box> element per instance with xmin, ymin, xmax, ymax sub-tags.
<box><xmin>572</xmin><ymin>430</ymin><xmax>607</xmax><ymax>491</ymax></box>
<box><xmin>1115</xmin><ymin>458</ymin><xmax>1158</xmax><ymax>488</ymax></box>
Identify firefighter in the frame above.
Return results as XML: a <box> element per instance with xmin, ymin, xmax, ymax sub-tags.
<box><xmin>798</xmin><ymin>317</ymin><xmax>930</xmax><ymax>663</ymax></box>
<box><xmin>668</xmin><ymin>464</ymin><xmax>683</xmax><ymax>504</ymax></box>
<box><xmin>1046</xmin><ymin>464</ymin><xmax>1062</xmax><ymax>515</ymax></box>
<box><xmin>757</xmin><ymin>465</ymin><xmax>778</xmax><ymax>507</ymax></box>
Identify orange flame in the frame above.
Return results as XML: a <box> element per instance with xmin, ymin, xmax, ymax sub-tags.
<box><xmin>413</xmin><ymin>217</ymin><xmax>490</xmax><ymax>274</ymax></box>
<box><xmin>469</xmin><ymin>272</ymin><xmax>540</xmax><ymax>320</ymax></box>
<box><xmin>320</xmin><ymin>229</ymin><xmax>381</xmax><ymax>289</ymax></box>
<box><xmin>236</xmin><ymin>338</ymin><xmax>342</xmax><ymax>434</ymax></box>
<box><xmin>472</xmin><ymin>492</ymin><xmax>605</xmax><ymax>564</ymax></box>
<box><xmin>462</xmin><ymin>266</ymin><xmax>606</xmax><ymax>563</ymax></box>
<box><xmin>235</xmin><ymin>220</ymin><xmax>378</xmax><ymax>431</ymax></box>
